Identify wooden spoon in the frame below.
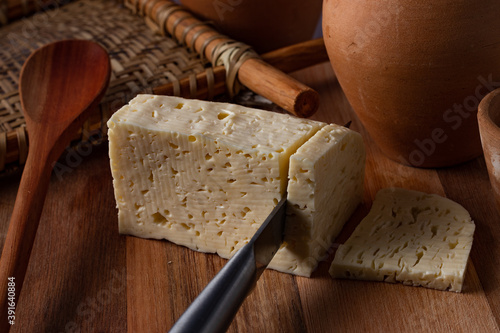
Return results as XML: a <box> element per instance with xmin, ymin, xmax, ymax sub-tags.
<box><xmin>0</xmin><ymin>40</ymin><xmax>110</xmax><ymax>331</ymax></box>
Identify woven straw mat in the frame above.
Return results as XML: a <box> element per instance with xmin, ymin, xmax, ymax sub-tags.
<box><xmin>0</xmin><ymin>0</ymin><xmax>208</xmax><ymax>175</ymax></box>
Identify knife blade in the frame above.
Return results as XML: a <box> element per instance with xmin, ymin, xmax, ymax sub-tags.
<box><xmin>169</xmin><ymin>197</ymin><xmax>287</xmax><ymax>333</ymax></box>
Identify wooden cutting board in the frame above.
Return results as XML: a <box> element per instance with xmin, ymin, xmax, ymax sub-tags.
<box><xmin>1</xmin><ymin>63</ymin><xmax>499</xmax><ymax>332</ymax></box>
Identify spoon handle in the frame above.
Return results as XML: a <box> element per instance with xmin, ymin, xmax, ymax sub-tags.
<box><xmin>0</xmin><ymin>146</ymin><xmax>52</xmax><ymax>332</ymax></box>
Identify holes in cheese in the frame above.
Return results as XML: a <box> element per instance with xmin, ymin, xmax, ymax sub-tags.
<box><xmin>329</xmin><ymin>188</ymin><xmax>475</xmax><ymax>292</ymax></box>
<box><xmin>108</xmin><ymin>95</ymin><xmax>325</xmax><ymax>258</ymax></box>
<box><xmin>268</xmin><ymin>124</ymin><xmax>366</xmax><ymax>276</ymax></box>
<box><xmin>107</xmin><ymin>95</ymin><xmax>365</xmax><ymax>274</ymax></box>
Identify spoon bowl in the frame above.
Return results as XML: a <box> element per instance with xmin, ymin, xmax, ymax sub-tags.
<box><xmin>20</xmin><ymin>40</ymin><xmax>110</xmax><ymax>126</ymax></box>
<box><xmin>0</xmin><ymin>40</ymin><xmax>110</xmax><ymax>331</ymax></box>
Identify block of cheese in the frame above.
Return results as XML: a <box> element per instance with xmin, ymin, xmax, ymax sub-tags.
<box><xmin>329</xmin><ymin>188</ymin><xmax>475</xmax><ymax>292</ymax></box>
<box><xmin>107</xmin><ymin>95</ymin><xmax>325</xmax><ymax>258</ymax></box>
<box><xmin>268</xmin><ymin>124</ymin><xmax>365</xmax><ymax>276</ymax></box>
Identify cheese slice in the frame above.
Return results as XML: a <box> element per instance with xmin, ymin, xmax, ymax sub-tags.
<box><xmin>107</xmin><ymin>95</ymin><xmax>324</xmax><ymax>258</ymax></box>
<box><xmin>268</xmin><ymin>124</ymin><xmax>365</xmax><ymax>276</ymax></box>
<box><xmin>329</xmin><ymin>188</ymin><xmax>475</xmax><ymax>292</ymax></box>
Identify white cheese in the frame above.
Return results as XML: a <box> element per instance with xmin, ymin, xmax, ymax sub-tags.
<box><xmin>107</xmin><ymin>95</ymin><xmax>324</xmax><ymax>258</ymax></box>
<box><xmin>269</xmin><ymin>124</ymin><xmax>366</xmax><ymax>276</ymax></box>
<box><xmin>329</xmin><ymin>188</ymin><xmax>475</xmax><ymax>292</ymax></box>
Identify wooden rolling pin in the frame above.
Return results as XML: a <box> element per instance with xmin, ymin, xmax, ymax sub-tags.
<box><xmin>153</xmin><ymin>38</ymin><xmax>329</xmax><ymax>101</ymax></box>
<box><xmin>1</xmin><ymin>38</ymin><xmax>329</xmax><ymax>169</ymax></box>
<box><xmin>132</xmin><ymin>0</ymin><xmax>320</xmax><ymax>118</ymax></box>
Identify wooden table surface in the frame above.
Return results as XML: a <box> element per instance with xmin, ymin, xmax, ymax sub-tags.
<box><xmin>1</xmin><ymin>62</ymin><xmax>500</xmax><ymax>333</ymax></box>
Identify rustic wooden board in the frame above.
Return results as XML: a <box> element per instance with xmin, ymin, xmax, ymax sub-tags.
<box><xmin>1</xmin><ymin>62</ymin><xmax>500</xmax><ymax>332</ymax></box>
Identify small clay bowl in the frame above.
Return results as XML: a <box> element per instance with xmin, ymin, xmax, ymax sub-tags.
<box><xmin>478</xmin><ymin>88</ymin><xmax>500</xmax><ymax>211</ymax></box>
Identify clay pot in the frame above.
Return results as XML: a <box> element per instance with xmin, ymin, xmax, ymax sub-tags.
<box><xmin>180</xmin><ymin>0</ymin><xmax>322</xmax><ymax>53</ymax></box>
<box><xmin>323</xmin><ymin>0</ymin><xmax>500</xmax><ymax>167</ymax></box>
<box><xmin>478</xmin><ymin>88</ymin><xmax>500</xmax><ymax>211</ymax></box>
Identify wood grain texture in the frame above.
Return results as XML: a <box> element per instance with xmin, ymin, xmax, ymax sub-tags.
<box><xmin>0</xmin><ymin>62</ymin><xmax>499</xmax><ymax>332</ymax></box>
<box><xmin>262</xmin><ymin>39</ymin><xmax>329</xmax><ymax>75</ymax></box>
<box><xmin>153</xmin><ymin>38</ymin><xmax>328</xmax><ymax>106</ymax></box>
<box><xmin>0</xmin><ymin>40</ymin><xmax>110</xmax><ymax>333</ymax></box>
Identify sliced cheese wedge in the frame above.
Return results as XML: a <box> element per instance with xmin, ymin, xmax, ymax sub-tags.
<box><xmin>107</xmin><ymin>95</ymin><xmax>324</xmax><ymax>258</ymax></box>
<box><xmin>269</xmin><ymin>124</ymin><xmax>365</xmax><ymax>276</ymax></box>
<box><xmin>329</xmin><ymin>188</ymin><xmax>475</xmax><ymax>292</ymax></box>
<box><xmin>108</xmin><ymin>95</ymin><xmax>366</xmax><ymax>275</ymax></box>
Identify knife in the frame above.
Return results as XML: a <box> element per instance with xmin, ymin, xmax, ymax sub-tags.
<box><xmin>169</xmin><ymin>197</ymin><xmax>287</xmax><ymax>333</ymax></box>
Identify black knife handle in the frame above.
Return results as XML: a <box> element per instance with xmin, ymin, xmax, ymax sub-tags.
<box><xmin>168</xmin><ymin>198</ymin><xmax>286</xmax><ymax>333</ymax></box>
<box><xmin>169</xmin><ymin>243</ymin><xmax>257</xmax><ymax>333</ymax></box>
